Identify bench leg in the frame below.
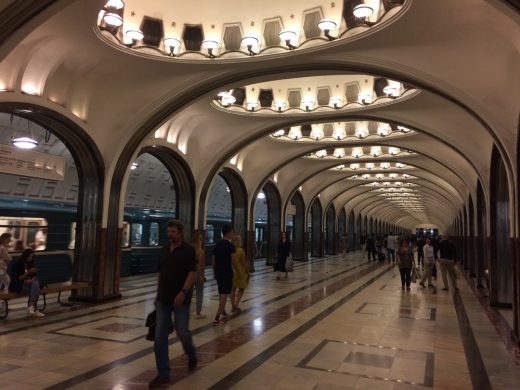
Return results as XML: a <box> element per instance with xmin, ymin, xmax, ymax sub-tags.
<box><xmin>57</xmin><ymin>291</ymin><xmax>74</xmax><ymax>307</ymax></box>
<box><xmin>0</xmin><ymin>299</ymin><xmax>7</xmax><ymax>319</ymax></box>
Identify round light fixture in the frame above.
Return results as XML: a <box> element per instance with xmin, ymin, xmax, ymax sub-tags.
<box><xmin>103</xmin><ymin>12</ymin><xmax>123</xmax><ymax>27</ymax></box>
<box><xmin>202</xmin><ymin>40</ymin><xmax>219</xmax><ymax>49</ymax></box>
<box><xmin>279</xmin><ymin>30</ymin><xmax>297</xmax><ymax>42</ymax></box>
<box><xmin>318</xmin><ymin>19</ymin><xmax>337</xmax><ymax>31</ymax></box>
<box><xmin>221</xmin><ymin>94</ymin><xmax>236</xmax><ymax>106</ymax></box>
<box><xmin>329</xmin><ymin>96</ymin><xmax>343</xmax><ymax>108</ymax></box>
<box><xmin>272</xmin><ymin>129</ymin><xmax>285</xmax><ymax>137</ymax></box>
<box><xmin>105</xmin><ymin>0</ymin><xmax>124</xmax><ymax>9</ymax></box>
<box><xmin>383</xmin><ymin>85</ymin><xmax>398</xmax><ymax>96</ymax></box>
<box><xmin>241</xmin><ymin>36</ymin><xmax>259</xmax><ymax>46</ymax></box>
<box><xmin>353</xmin><ymin>4</ymin><xmax>374</xmax><ymax>18</ymax></box>
<box><xmin>12</xmin><ymin>137</ymin><xmax>38</xmax><ymax>150</ymax></box>
<box><xmin>126</xmin><ymin>29</ymin><xmax>144</xmax><ymax>41</ymax></box>
<box><xmin>164</xmin><ymin>37</ymin><xmax>181</xmax><ymax>54</ymax></box>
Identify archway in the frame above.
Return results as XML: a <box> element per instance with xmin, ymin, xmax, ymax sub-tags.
<box><xmin>288</xmin><ymin>191</ymin><xmax>305</xmax><ymax>261</ymax></box>
<box><xmin>0</xmin><ymin>104</ymin><xmax>105</xmax><ymax>301</ymax></box>
<box><xmin>325</xmin><ymin>204</ymin><xmax>336</xmax><ymax>255</ymax></box>
<box><xmin>356</xmin><ymin>213</ymin><xmax>362</xmax><ymax>250</ymax></box>
<box><xmin>476</xmin><ymin>181</ymin><xmax>488</xmax><ymax>288</ymax></box>
<box><xmin>219</xmin><ymin>168</ymin><xmax>248</xmax><ymax>242</ymax></box>
<box><xmin>338</xmin><ymin>207</ymin><xmax>347</xmax><ymax>254</ymax></box>
<box><xmin>309</xmin><ymin>198</ymin><xmax>323</xmax><ymax>257</ymax></box>
<box><xmin>254</xmin><ymin>181</ymin><xmax>281</xmax><ymax>266</ymax></box>
<box><xmin>348</xmin><ymin>210</ymin><xmax>355</xmax><ymax>252</ymax></box>
<box><xmin>489</xmin><ymin>146</ymin><xmax>513</xmax><ymax>308</ymax></box>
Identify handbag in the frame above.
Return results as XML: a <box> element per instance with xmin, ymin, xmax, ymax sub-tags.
<box><xmin>285</xmin><ymin>255</ymin><xmax>294</xmax><ymax>272</ymax></box>
<box><xmin>145</xmin><ymin>309</ymin><xmax>174</xmax><ymax>341</ymax></box>
<box><xmin>411</xmin><ymin>264</ymin><xmax>421</xmax><ymax>283</ymax></box>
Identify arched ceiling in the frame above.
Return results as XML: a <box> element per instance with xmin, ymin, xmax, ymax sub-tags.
<box><xmin>0</xmin><ymin>0</ymin><xmax>518</xmax><ymax>233</ymax></box>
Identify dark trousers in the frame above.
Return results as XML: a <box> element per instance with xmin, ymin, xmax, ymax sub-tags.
<box><xmin>417</xmin><ymin>249</ymin><xmax>424</xmax><ymax>266</ymax></box>
<box><xmin>399</xmin><ymin>267</ymin><xmax>412</xmax><ymax>287</ymax></box>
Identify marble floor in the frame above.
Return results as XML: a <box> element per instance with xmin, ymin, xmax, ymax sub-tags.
<box><xmin>1</xmin><ymin>251</ymin><xmax>519</xmax><ymax>389</ymax></box>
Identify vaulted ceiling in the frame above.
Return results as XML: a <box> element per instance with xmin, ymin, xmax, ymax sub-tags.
<box><xmin>0</xmin><ymin>0</ymin><xmax>518</xmax><ymax>233</ymax></box>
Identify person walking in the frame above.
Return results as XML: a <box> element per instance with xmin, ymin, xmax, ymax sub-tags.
<box><xmin>230</xmin><ymin>235</ymin><xmax>249</xmax><ymax>312</ymax></box>
<box><xmin>387</xmin><ymin>232</ymin><xmax>397</xmax><ymax>265</ymax></box>
<box><xmin>397</xmin><ymin>238</ymin><xmax>414</xmax><ymax>291</ymax></box>
<box><xmin>150</xmin><ymin>220</ymin><xmax>197</xmax><ymax>388</ymax></box>
<box><xmin>191</xmin><ymin>233</ymin><xmax>206</xmax><ymax>319</ymax></box>
<box><xmin>438</xmin><ymin>235</ymin><xmax>458</xmax><ymax>291</ymax></box>
<box><xmin>359</xmin><ymin>233</ymin><xmax>367</xmax><ymax>259</ymax></box>
<box><xmin>212</xmin><ymin>225</ymin><xmax>235</xmax><ymax>325</ymax></box>
<box><xmin>366</xmin><ymin>234</ymin><xmax>377</xmax><ymax>262</ymax></box>
<box><xmin>416</xmin><ymin>236</ymin><xmax>425</xmax><ymax>267</ymax></box>
<box><xmin>419</xmin><ymin>238</ymin><xmax>435</xmax><ymax>288</ymax></box>
<box><xmin>275</xmin><ymin>231</ymin><xmax>291</xmax><ymax>280</ymax></box>
<box><xmin>0</xmin><ymin>233</ymin><xmax>12</xmax><ymax>292</ymax></box>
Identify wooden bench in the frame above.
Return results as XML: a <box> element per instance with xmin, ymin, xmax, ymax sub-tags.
<box><xmin>0</xmin><ymin>281</ymin><xmax>88</xmax><ymax>319</ymax></box>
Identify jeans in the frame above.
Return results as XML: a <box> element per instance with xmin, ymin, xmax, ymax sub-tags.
<box><xmin>388</xmin><ymin>249</ymin><xmax>395</xmax><ymax>263</ymax></box>
<box><xmin>22</xmin><ymin>280</ymin><xmax>40</xmax><ymax>305</ymax></box>
<box><xmin>195</xmin><ymin>274</ymin><xmax>204</xmax><ymax>314</ymax></box>
<box><xmin>399</xmin><ymin>268</ymin><xmax>412</xmax><ymax>287</ymax></box>
<box><xmin>154</xmin><ymin>299</ymin><xmax>196</xmax><ymax>378</ymax></box>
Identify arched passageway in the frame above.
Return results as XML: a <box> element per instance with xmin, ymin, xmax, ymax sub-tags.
<box><xmin>348</xmin><ymin>210</ymin><xmax>355</xmax><ymax>252</ymax></box>
<box><xmin>325</xmin><ymin>204</ymin><xmax>336</xmax><ymax>255</ymax></box>
<box><xmin>309</xmin><ymin>198</ymin><xmax>323</xmax><ymax>257</ymax></box>
<box><xmin>0</xmin><ymin>104</ymin><xmax>105</xmax><ymax>301</ymax></box>
<box><xmin>338</xmin><ymin>208</ymin><xmax>347</xmax><ymax>254</ymax></box>
<box><xmin>254</xmin><ymin>181</ymin><xmax>281</xmax><ymax>265</ymax></box>
<box><xmin>288</xmin><ymin>191</ymin><xmax>306</xmax><ymax>261</ymax></box>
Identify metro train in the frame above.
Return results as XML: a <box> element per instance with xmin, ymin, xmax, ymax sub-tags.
<box><xmin>0</xmin><ymin>198</ymin><xmax>268</xmax><ymax>284</ymax></box>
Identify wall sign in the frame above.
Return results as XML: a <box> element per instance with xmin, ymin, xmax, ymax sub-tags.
<box><xmin>0</xmin><ymin>144</ymin><xmax>65</xmax><ymax>181</ymax></box>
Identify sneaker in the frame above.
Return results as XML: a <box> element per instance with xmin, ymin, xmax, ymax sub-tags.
<box><xmin>27</xmin><ymin>305</ymin><xmax>35</xmax><ymax>315</ymax></box>
<box><xmin>148</xmin><ymin>375</ymin><xmax>170</xmax><ymax>388</ymax></box>
<box><xmin>188</xmin><ymin>357</ymin><xmax>198</xmax><ymax>370</ymax></box>
<box><xmin>31</xmin><ymin>310</ymin><xmax>45</xmax><ymax>318</ymax></box>
<box><xmin>212</xmin><ymin>317</ymin><xmax>225</xmax><ymax>326</ymax></box>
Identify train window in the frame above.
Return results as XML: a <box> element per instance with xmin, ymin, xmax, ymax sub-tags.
<box><xmin>0</xmin><ymin>217</ymin><xmax>48</xmax><ymax>251</ymax></box>
<box><xmin>69</xmin><ymin>222</ymin><xmax>76</xmax><ymax>250</ymax></box>
<box><xmin>121</xmin><ymin>222</ymin><xmax>130</xmax><ymax>247</ymax></box>
<box><xmin>205</xmin><ymin>225</ymin><xmax>214</xmax><ymax>244</ymax></box>
<box><xmin>131</xmin><ymin>223</ymin><xmax>143</xmax><ymax>246</ymax></box>
<box><xmin>149</xmin><ymin>222</ymin><xmax>159</xmax><ymax>246</ymax></box>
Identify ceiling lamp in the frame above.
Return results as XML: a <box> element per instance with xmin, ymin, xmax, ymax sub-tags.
<box><xmin>275</xmin><ymin>101</ymin><xmax>287</xmax><ymax>112</ymax></box>
<box><xmin>389</xmin><ymin>173</ymin><xmax>398</xmax><ymax>179</ymax></box>
<box><xmin>355</xmin><ymin>127</ymin><xmax>368</xmax><ymax>139</ymax></box>
<box><xmin>279</xmin><ymin>30</ymin><xmax>297</xmax><ymax>49</ymax></box>
<box><xmin>164</xmin><ymin>37</ymin><xmax>181</xmax><ymax>56</ymax></box>
<box><xmin>103</xmin><ymin>12</ymin><xmax>123</xmax><ymax>27</ymax></box>
<box><xmin>375</xmin><ymin>173</ymin><xmax>384</xmax><ymax>179</ymax></box>
<box><xmin>315</xmin><ymin>149</ymin><xmax>328</xmax><ymax>158</ymax></box>
<box><xmin>329</xmin><ymin>96</ymin><xmax>343</xmax><ymax>109</ymax></box>
<box><xmin>332</xmin><ymin>124</ymin><xmax>346</xmax><ymax>140</ymax></box>
<box><xmin>130</xmin><ymin>162</ymin><xmax>138</xmax><ymax>170</ymax></box>
<box><xmin>365</xmin><ymin>162</ymin><xmax>375</xmax><ymax>170</ymax></box>
<box><xmin>353</xmin><ymin>4</ymin><xmax>374</xmax><ymax>18</ymax></box>
<box><xmin>362</xmin><ymin>174</ymin><xmax>370</xmax><ymax>180</ymax></box>
<box><xmin>301</xmin><ymin>97</ymin><xmax>315</xmax><ymax>112</ymax></box>
<box><xmin>272</xmin><ymin>129</ymin><xmax>285</xmax><ymax>137</ymax></box>
<box><xmin>247</xmin><ymin>101</ymin><xmax>259</xmax><ymax>111</ymax></box>
<box><xmin>383</xmin><ymin>85</ymin><xmax>398</xmax><ymax>96</ymax></box>
<box><xmin>396</xmin><ymin>162</ymin><xmax>406</xmax><ymax>169</ymax></box>
<box><xmin>377</xmin><ymin>124</ymin><xmax>391</xmax><ymax>136</ymax></box>
<box><xmin>310</xmin><ymin>124</ymin><xmax>324</xmax><ymax>140</ymax></box>
<box><xmin>202</xmin><ymin>40</ymin><xmax>219</xmax><ymax>58</ymax></box>
<box><xmin>380</xmin><ymin>162</ymin><xmax>390</xmax><ymax>169</ymax></box>
<box><xmin>389</xmin><ymin>147</ymin><xmax>401</xmax><ymax>155</ymax></box>
<box><xmin>358</xmin><ymin>91</ymin><xmax>372</xmax><ymax>105</ymax></box>
<box><xmin>397</xmin><ymin>125</ymin><xmax>411</xmax><ymax>133</ymax></box>
<box><xmin>335</xmin><ymin>164</ymin><xmax>345</xmax><ymax>170</ymax></box>
<box><xmin>257</xmin><ymin>192</ymin><xmax>266</xmax><ymax>199</ymax></box>
<box><xmin>104</xmin><ymin>0</ymin><xmax>124</xmax><ymax>9</ymax></box>
<box><xmin>370</xmin><ymin>146</ymin><xmax>382</xmax><ymax>157</ymax></box>
<box><xmin>318</xmin><ymin>19</ymin><xmax>337</xmax><ymax>40</ymax></box>
<box><xmin>241</xmin><ymin>36</ymin><xmax>259</xmax><ymax>56</ymax></box>
<box><xmin>333</xmin><ymin>148</ymin><xmax>345</xmax><ymax>158</ymax></box>
<box><xmin>11</xmin><ymin>115</ymin><xmax>39</xmax><ymax>150</ymax></box>
<box><xmin>350</xmin><ymin>163</ymin><xmax>360</xmax><ymax>170</ymax></box>
<box><xmin>125</xmin><ymin>29</ymin><xmax>143</xmax><ymax>45</ymax></box>
<box><xmin>221</xmin><ymin>93</ymin><xmax>236</xmax><ymax>106</ymax></box>
<box><xmin>288</xmin><ymin>127</ymin><xmax>302</xmax><ymax>140</ymax></box>
<box><xmin>351</xmin><ymin>147</ymin><xmax>364</xmax><ymax>158</ymax></box>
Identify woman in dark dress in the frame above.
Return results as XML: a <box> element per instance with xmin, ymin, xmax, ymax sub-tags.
<box><xmin>275</xmin><ymin>232</ymin><xmax>291</xmax><ymax>280</ymax></box>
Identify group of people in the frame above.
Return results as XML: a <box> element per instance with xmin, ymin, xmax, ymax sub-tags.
<box><xmin>0</xmin><ymin>233</ymin><xmax>45</xmax><ymax>317</ymax></box>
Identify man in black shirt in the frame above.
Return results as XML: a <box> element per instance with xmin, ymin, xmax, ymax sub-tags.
<box><xmin>212</xmin><ymin>225</ymin><xmax>236</xmax><ymax>325</ymax></box>
<box><xmin>150</xmin><ymin>220</ymin><xmax>197</xmax><ymax>388</ymax></box>
<box><xmin>437</xmin><ymin>235</ymin><xmax>458</xmax><ymax>291</ymax></box>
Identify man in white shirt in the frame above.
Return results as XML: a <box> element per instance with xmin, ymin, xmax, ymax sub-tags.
<box><xmin>386</xmin><ymin>233</ymin><xmax>397</xmax><ymax>265</ymax></box>
<box><xmin>419</xmin><ymin>237</ymin><xmax>436</xmax><ymax>288</ymax></box>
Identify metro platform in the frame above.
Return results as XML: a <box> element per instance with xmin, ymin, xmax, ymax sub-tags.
<box><xmin>1</xmin><ymin>251</ymin><xmax>519</xmax><ymax>390</ymax></box>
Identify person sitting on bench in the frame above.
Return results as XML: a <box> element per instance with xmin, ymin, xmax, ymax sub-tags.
<box><xmin>9</xmin><ymin>248</ymin><xmax>45</xmax><ymax>317</ymax></box>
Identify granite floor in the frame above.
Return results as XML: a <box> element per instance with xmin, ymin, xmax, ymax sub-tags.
<box><xmin>0</xmin><ymin>251</ymin><xmax>519</xmax><ymax>389</ymax></box>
